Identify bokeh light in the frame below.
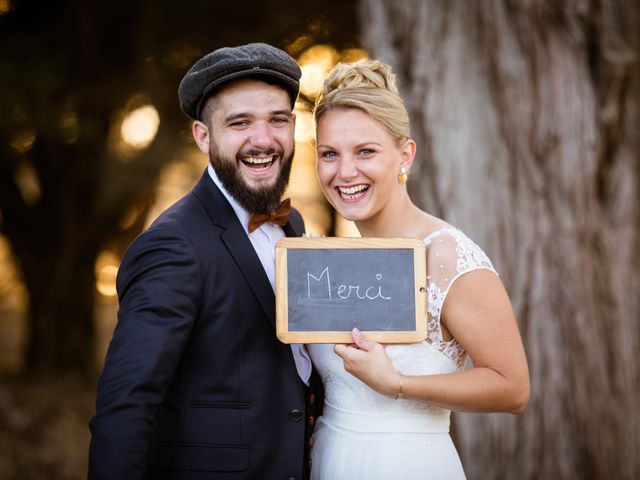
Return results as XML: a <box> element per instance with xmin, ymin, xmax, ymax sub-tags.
<box><xmin>95</xmin><ymin>251</ymin><xmax>120</xmax><ymax>297</ymax></box>
<box><xmin>298</xmin><ymin>44</ymin><xmax>338</xmax><ymax>99</ymax></box>
<box><xmin>0</xmin><ymin>234</ymin><xmax>27</xmax><ymax>373</ymax></box>
<box><xmin>120</xmin><ymin>105</ymin><xmax>160</xmax><ymax>150</ymax></box>
<box><xmin>143</xmin><ymin>150</ymin><xmax>208</xmax><ymax>228</ymax></box>
<box><xmin>9</xmin><ymin>129</ymin><xmax>36</xmax><ymax>153</ymax></box>
<box><xmin>59</xmin><ymin>106</ymin><xmax>79</xmax><ymax>144</ymax></box>
<box><xmin>13</xmin><ymin>161</ymin><xmax>41</xmax><ymax>206</ymax></box>
<box><xmin>0</xmin><ymin>0</ymin><xmax>10</xmax><ymax>15</ymax></box>
<box><xmin>293</xmin><ymin>105</ymin><xmax>315</xmax><ymax>144</ymax></box>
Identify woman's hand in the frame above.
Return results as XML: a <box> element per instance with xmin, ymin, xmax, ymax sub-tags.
<box><xmin>333</xmin><ymin>328</ymin><xmax>401</xmax><ymax>397</ymax></box>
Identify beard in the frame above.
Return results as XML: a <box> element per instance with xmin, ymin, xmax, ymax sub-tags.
<box><xmin>209</xmin><ymin>141</ymin><xmax>294</xmax><ymax>214</ymax></box>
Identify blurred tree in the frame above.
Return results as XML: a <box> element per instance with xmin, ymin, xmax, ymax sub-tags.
<box><xmin>362</xmin><ymin>0</ymin><xmax>639</xmax><ymax>479</ymax></box>
<box><xmin>0</xmin><ymin>0</ymin><xmax>358</xmax><ymax>375</ymax></box>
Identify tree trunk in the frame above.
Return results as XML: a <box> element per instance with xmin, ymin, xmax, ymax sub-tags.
<box><xmin>23</xmin><ymin>251</ymin><xmax>97</xmax><ymax>375</ymax></box>
<box><xmin>0</xmin><ymin>130</ymin><xmax>170</xmax><ymax>376</ymax></box>
<box><xmin>361</xmin><ymin>1</ymin><xmax>639</xmax><ymax>478</ymax></box>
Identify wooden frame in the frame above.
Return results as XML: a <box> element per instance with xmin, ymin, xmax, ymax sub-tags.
<box><xmin>276</xmin><ymin>237</ymin><xmax>427</xmax><ymax>344</ymax></box>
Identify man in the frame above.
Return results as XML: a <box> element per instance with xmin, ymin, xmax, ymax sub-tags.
<box><xmin>89</xmin><ymin>43</ymin><xmax>317</xmax><ymax>480</ymax></box>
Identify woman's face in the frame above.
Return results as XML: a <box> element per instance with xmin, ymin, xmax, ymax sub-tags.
<box><xmin>316</xmin><ymin>108</ymin><xmax>410</xmax><ymax>223</ymax></box>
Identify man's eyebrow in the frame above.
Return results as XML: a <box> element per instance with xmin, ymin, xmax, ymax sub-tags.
<box><xmin>223</xmin><ymin>110</ymin><xmax>293</xmax><ymax>123</ymax></box>
<box><xmin>271</xmin><ymin>110</ymin><xmax>294</xmax><ymax>118</ymax></box>
<box><xmin>223</xmin><ymin>112</ymin><xmax>251</xmax><ymax>123</ymax></box>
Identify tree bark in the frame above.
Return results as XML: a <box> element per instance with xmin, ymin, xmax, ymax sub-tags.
<box><xmin>361</xmin><ymin>0</ymin><xmax>639</xmax><ymax>478</ymax></box>
<box><xmin>23</xmin><ymin>251</ymin><xmax>97</xmax><ymax>374</ymax></box>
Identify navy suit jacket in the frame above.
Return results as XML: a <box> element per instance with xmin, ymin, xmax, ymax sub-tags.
<box><xmin>89</xmin><ymin>171</ymin><xmax>310</xmax><ymax>479</ymax></box>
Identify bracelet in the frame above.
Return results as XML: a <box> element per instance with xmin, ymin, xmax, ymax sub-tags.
<box><xmin>394</xmin><ymin>372</ymin><xmax>404</xmax><ymax>400</ymax></box>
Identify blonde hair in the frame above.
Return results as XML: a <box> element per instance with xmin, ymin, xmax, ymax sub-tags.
<box><xmin>314</xmin><ymin>59</ymin><xmax>410</xmax><ymax>143</ymax></box>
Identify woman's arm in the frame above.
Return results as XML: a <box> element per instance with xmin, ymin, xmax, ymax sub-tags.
<box><xmin>333</xmin><ymin>269</ymin><xmax>530</xmax><ymax>414</ymax></box>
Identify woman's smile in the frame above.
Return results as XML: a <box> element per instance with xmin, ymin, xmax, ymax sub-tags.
<box><xmin>335</xmin><ymin>183</ymin><xmax>371</xmax><ymax>202</ymax></box>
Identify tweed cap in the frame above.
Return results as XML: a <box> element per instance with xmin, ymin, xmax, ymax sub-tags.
<box><xmin>178</xmin><ymin>43</ymin><xmax>301</xmax><ymax>120</ymax></box>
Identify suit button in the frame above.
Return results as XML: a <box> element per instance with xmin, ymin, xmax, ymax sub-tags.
<box><xmin>289</xmin><ymin>409</ymin><xmax>303</xmax><ymax>421</ymax></box>
<box><xmin>308</xmin><ymin>415</ymin><xmax>315</xmax><ymax>426</ymax></box>
<box><xmin>308</xmin><ymin>393</ymin><xmax>316</xmax><ymax>405</ymax></box>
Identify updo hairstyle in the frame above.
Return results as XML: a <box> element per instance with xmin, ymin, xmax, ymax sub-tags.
<box><xmin>314</xmin><ymin>59</ymin><xmax>410</xmax><ymax>144</ymax></box>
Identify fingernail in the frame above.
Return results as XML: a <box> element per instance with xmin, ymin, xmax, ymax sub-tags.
<box><xmin>353</xmin><ymin>328</ymin><xmax>361</xmax><ymax>334</ymax></box>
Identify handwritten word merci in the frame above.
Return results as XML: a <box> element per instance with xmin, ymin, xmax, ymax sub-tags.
<box><xmin>307</xmin><ymin>267</ymin><xmax>391</xmax><ymax>301</ymax></box>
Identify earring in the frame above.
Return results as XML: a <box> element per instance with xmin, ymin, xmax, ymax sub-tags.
<box><xmin>398</xmin><ymin>167</ymin><xmax>409</xmax><ymax>184</ymax></box>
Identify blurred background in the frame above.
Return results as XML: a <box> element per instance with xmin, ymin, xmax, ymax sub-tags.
<box><xmin>0</xmin><ymin>0</ymin><xmax>638</xmax><ymax>479</ymax></box>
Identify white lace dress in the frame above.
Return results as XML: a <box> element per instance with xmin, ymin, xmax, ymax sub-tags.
<box><xmin>308</xmin><ymin>228</ymin><xmax>497</xmax><ymax>480</ymax></box>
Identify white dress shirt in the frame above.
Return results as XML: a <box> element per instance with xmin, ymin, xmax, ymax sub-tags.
<box><xmin>207</xmin><ymin>165</ymin><xmax>312</xmax><ymax>384</ymax></box>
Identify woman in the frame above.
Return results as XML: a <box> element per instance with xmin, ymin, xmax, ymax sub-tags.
<box><xmin>307</xmin><ymin>59</ymin><xmax>530</xmax><ymax>479</ymax></box>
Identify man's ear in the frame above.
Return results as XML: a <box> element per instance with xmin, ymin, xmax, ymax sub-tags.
<box><xmin>192</xmin><ymin>120</ymin><xmax>210</xmax><ymax>154</ymax></box>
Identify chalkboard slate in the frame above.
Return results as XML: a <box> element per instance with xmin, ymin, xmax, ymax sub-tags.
<box><xmin>276</xmin><ymin>237</ymin><xmax>427</xmax><ymax>344</ymax></box>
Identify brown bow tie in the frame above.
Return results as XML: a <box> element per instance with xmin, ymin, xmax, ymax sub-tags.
<box><xmin>248</xmin><ymin>198</ymin><xmax>291</xmax><ymax>233</ymax></box>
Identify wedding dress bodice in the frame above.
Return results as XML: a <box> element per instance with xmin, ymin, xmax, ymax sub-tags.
<box><xmin>308</xmin><ymin>228</ymin><xmax>497</xmax><ymax>416</ymax></box>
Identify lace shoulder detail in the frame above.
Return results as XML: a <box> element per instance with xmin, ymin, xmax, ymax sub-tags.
<box><xmin>424</xmin><ymin>228</ymin><xmax>497</xmax><ymax>369</ymax></box>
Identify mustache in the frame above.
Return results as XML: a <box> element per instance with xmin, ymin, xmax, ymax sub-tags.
<box><xmin>238</xmin><ymin>147</ymin><xmax>281</xmax><ymax>158</ymax></box>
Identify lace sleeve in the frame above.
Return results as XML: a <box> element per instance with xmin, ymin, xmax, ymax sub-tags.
<box><xmin>424</xmin><ymin>229</ymin><xmax>497</xmax><ymax>366</ymax></box>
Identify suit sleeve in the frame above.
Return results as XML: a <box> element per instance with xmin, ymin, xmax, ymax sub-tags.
<box><xmin>88</xmin><ymin>226</ymin><xmax>202</xmax><ymax>480</ymax></box>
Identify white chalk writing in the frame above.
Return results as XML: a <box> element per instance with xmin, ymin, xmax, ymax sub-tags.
<box><xmin>306</xmin><ymin>267</ymin><xmax>391</xmax><ymax>301</ymax></box>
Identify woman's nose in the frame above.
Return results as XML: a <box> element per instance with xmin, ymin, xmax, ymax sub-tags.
<box><xmin>337</xmin><ymin>156</ymin><xmax>358</xmax><ymax>180</ymax></box>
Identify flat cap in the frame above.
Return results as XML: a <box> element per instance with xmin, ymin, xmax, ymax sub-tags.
<box><xmin>178</xmin><ymin>42</ymin><xmax>301</xmax><ymax>120</ymax></box>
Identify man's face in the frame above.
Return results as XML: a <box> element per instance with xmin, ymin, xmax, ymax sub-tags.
<box><xmin>203</xmin><ymin>78</ymin><xmax>296</xmax><ymax>214</ymax></box>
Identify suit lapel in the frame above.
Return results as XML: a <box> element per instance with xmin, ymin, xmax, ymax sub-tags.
<box><xmin>193</xmin><ymin>170</ymin><xmax>293</xmax><ymax>328</ymax></box>
<box><xmin>282</xmin><ymin>221</ymin><xmax>298</xmax><ymax>238</ymax></box>
<box><xmin>222</xmin><ymin>225</ymin><xmax>277</xmax><ymax>326</ymax></box>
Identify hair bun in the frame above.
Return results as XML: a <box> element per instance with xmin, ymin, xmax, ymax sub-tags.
<box><xmin>322</xmin><ymin>59</ymin><xmax>399</xmax><ymax>96</ymax></box>
<box><xmin>314</xmin><ymin>58</ymin><xmax>410</xmax><ymax>142</ymax></box>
